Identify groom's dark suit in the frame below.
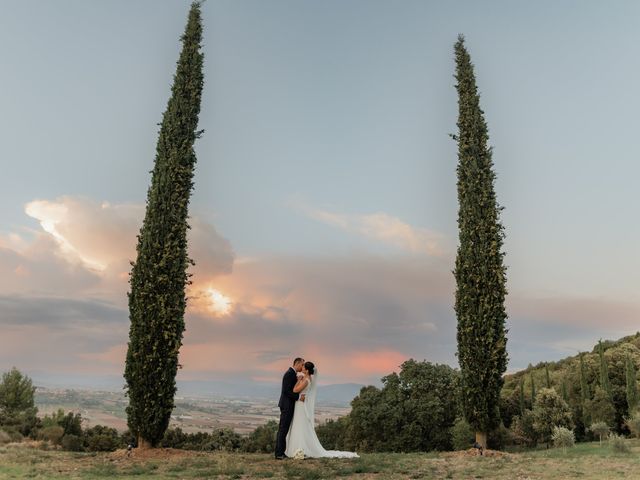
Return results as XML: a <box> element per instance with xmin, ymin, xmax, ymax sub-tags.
<box><xmin>275</xmin><ymin>367</ymin><xmax>300</xmax><ymax>458</ymax></box>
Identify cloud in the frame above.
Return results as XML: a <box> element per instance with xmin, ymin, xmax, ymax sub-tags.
<box><xmin>0</xmin><ymin>196</ymin><xmax>234</xmax><ymax>304</ymax></box>
<box><xmin>3</xmin><ymin>196</ymin><xmax>640</xmax><ymax>388</ymax></box>
<box><xmin>24</xmin><ymin>196</ymin><xmax>234</xmax><ymax>276</ymax></box>
<box><xmin>296</xmin><ymin>203</ymin><xmax>447</xmax><ymax>256</ymax></box>
<box><xmin>176</xmin><ymin>255</ymin><xmax>457</xmax><ymax>384</ymax></box>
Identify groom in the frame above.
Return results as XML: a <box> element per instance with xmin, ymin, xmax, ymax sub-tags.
<box><xmin>275</xmin><ymin>357</ymin><xmax>305</xmax><ymax>459</ymax></box>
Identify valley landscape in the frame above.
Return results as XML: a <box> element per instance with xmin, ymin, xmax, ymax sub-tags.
<box><xmin>34</xmin><ymin>386</ymin><xmax>355</xmax><ymax>435</ymax></box>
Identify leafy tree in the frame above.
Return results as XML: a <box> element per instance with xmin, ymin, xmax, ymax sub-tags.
<box><xmin>551</xmin><ymin>426</ymin><xmax>575</xmax><ymax>453</ymax></box>
<box><xmin>0</xmin><ymin>368</ymin><xmax>38</xmax><ymax>437</ymax></box>
<box><xmin>347</xmin><ymin>360</ymin><xmax>459</xmax><ymax>452</ymax></box>
<box><xmin>124</xmin><ymin>2</ymin><xmax>205</xmax><ymax>448</ymax></box>
<box><xmin>532</xmin><ymin>388</ymin><xmax>573</xmax><ymax>446</ymax></box>
<box><xmin>453</xmin><ymin>35</ymin><xmax>508</xmax><ymax>450</ymax></box>
<box><xmin>60</xmin><ymin>412</ymin><xmax>83</xmax><ymax>437</ymax></box>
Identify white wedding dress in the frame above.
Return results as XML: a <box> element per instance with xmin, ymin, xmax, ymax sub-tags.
<box><xmin>285</xmin><ymin>371</ymin><xmax>359</xmax><ymax>459</ymax></box>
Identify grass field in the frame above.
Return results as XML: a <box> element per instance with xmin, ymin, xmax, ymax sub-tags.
<box><xmin>1</xmin><ymin>440</ymin><xmax>640</xmax><ymax>479</ymax></box>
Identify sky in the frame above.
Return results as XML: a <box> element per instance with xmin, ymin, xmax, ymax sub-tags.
<box><xmin>1</xmin><ymin>0</ymin><xmax>640</xmax><ymax>391</ymax></box>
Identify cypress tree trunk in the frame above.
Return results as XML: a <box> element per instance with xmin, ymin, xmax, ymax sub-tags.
<box><xmin>626</xmin><ymin>354</ymin><xmax>639</xmax><ymax>414</ymax></box>
<box><xmin>453</xmin><ymin>35</ymin><xmax>508</xmax><ymax>450</ymax></box>
<box><xmin>124</xmin><ymin>2</ymin><xmax>204</xmax><ymax>448</ymax></box>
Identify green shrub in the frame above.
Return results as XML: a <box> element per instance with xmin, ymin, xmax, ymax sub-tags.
<box><xmin>316</xmin><ymin>417</ymin><xmax>351</xmax><ymax>451</ymax></box>
<box><xmin>624</xmin><ymin>411</ymin><xmax>640</xmax><ymax>438</ymax></box>
<box><xmin>244</xmin><ymin>420</ymin><xmax>278</xmax><ymax>453</ymax></box>
<box><xmin>61</xmin><ymin>434</ymin><xmax>84</xmax><ymax>452</ymax></box>
<box><xmin>0</xmin><ymin>429</ymin><xmax>11</xmax><ymax>445</ymax></box>
<box><xmin>0</xmin><ymin>427</ymin><xmax>23</xmax><ymax>443</ymax></box>
<box><xmin>451</xmin><ymin>417</ymin><xmax>474</xmax><ymax>450</ymax></box>
<box><xmin>83</xmin><ymin>425</ymin><xmax>121</xmax><ymax>452</ymax></box>
<box><xmin>38</xmin><ymin>425</ymin><xmax>64</xmax><ymax>445</ymax></box>
<box><xmin>161</xmin><ymin>427</ymin><xmax>188</xmax><ymax>449</ymax></box>
<box><xmin>609</xmin><ymin>433</ymin><xmax>630</xmax><ymax>453</ymax></box>
<box><xmin>551</xmin><ymin>426</ymin><xmax>575</xmax><ymax>452</ymax></box>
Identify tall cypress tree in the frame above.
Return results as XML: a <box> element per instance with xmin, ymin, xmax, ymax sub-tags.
<box><xmin>519</xmin><ymin>376</ymin><xmax>526</xmax><ymax>414</ymax></box>
<box><xmin>579</xmin><ymin>353</ymin><xmax>591</xmax><ymax>401</ymax></box>
<box><xmin>453</xmin><ymin>35</ymin><xmax>508</xmax><ymax>449</ymax></box>
<box><xmin>530</xmin><ymin>373</ymin><xmax>536</xmax><ymax>406</ymax></box>
<box><xmin>561</xmin><ymin>378</ymin><xmax>569</xmax><ymax>403</ymax></box>
<box><xmin>579</xmin><ymin>353</ymin><xmax>591</xmax><ymax>426</ymax></box>
<box><xmin>124</xmin><ymin>2</ymin><xmax>204</xmax><ymax>448</ymax></box>
<box><xmin>545</xmin><ymin>364</ymin><xmax>552</xmax><ymax>389</ymax></box>
<box><xmin>597</xmin><ymin>340</ymin><xmax>613</xmax><ymax>400</ymax></box>
<box><xmin>625</xmin><ymin>354</ymin><xmax>639</xmax><ymax>414</ymax></box>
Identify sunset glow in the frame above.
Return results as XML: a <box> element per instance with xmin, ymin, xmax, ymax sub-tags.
<box><xmin>207</xmin><ymin>288</ymin><xmax>233</xmax><ymax>316</ymax></box>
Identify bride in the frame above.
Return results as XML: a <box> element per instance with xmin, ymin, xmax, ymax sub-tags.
<box><xmin>285</xmin><ymin>361</ymin><xmax>359</xmax><ymax>458</ymax></box>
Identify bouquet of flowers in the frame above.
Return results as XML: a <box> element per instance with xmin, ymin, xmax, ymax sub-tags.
<box><xmin>292</xmin><ymin>448</ymin><xmax>305</xmax><ymax>460</ymax></box>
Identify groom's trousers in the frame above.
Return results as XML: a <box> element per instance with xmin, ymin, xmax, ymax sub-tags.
<box><xmin>275</xmin><ymin>403</ymin><xmax>295</xmax><ymax>457</ymax></box>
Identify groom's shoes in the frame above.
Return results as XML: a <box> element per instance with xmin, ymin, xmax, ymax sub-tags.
<box><xmin>275</xmin><ymin>454</ymin><xmax>288</xmax><ymax>460</ymax></box>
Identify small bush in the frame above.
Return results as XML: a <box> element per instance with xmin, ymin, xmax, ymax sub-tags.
<box><xmin>61</xmin><ymin>434</ymin><xmax>84</xmax><ymax>452</ymax></box>
<box><xmin>0</xmin><ymin>427</ymin><xmax>23</xmax><ymax>443</ymax></box>
<box><xmin>551</xmin><ymin>426</ymin><xmax>575</xmax><ymax>451</ymax></box>
<box><xmin>161</xmin><ymin>427</ymin><xmax>188</xmax><ymax>449</ymax></box>
<box><xmin>624</xmin><ymin>412</ymin><xmax>640</xmax><ymax>438</ymax></box>
<box><xmin>38</xmin><ymin>425</ymin><xmax>64</xmax><ymax>445</ymax></box>
<box><xmin>83</xmin><ymin>425</ymin><xmax>121</xmax><ymax>452</ymax></box>
<box><xmin>245</xmin><ymin>420</ymin><xmax>278</xmax><ymax>453</ymax></box>
<box><xmin>0</xmin><ymin>429</ymin><xmax>11</xmax><ymax>445</ymax></box>
<box><xmin>450</xmin><ymin>417</ymin><xmax>474</xmax><ymax>451</ymax></box>
<box><xmin>609</xmin><ymin>433</ymin><xmax>630</xmax><ymax>453</ymax></box>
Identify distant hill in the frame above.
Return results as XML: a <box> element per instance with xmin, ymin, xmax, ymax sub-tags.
<box><xmin>503</xmin><ymin>332</ymin><xmax>640</xmax><ymax>393</ymax></box>
<box><xmin>500</xmin><ymin>332</ymin><xmax>640</xmax><ymax>429</ymax></box>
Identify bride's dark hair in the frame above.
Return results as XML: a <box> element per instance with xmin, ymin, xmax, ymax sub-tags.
<box><xmin>304</xmin><ymin>361</ymin><xmax>315</xmax><ymax>375</ymax></box>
